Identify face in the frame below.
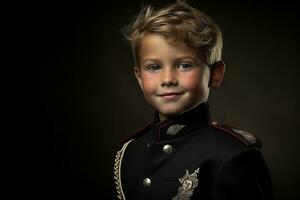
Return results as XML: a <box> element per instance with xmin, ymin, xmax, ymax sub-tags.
<box><xmin>134</xmin><ymin>33</ymin><xmax>211</xmax><ymax>121</ymax></box>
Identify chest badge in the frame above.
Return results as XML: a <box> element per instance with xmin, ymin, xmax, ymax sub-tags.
<box><xmin>173</xmin><ymin>168</ymin><xmax>200</xmax><ymax>200</ymax></box>
<box><xmin>167</xmin><ymin>124</ymin><xmax>186</xmax><ymax>135</ymax></box>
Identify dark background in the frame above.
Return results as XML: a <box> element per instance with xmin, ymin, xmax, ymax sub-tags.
<box><xmin>20</xmin><ymin>0</ymin><xmax>300</xmax><ymax>199</ymax></box>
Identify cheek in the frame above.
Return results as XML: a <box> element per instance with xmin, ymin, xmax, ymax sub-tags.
<box><xmin>141</xmin><ymin>73</ymin><xmax>159</xmax><ymax>93</ymax></box>
<box><xmin>181</xmin><ymin>71</ymin><xmax>207</xmax><ymax>92</ymax></box>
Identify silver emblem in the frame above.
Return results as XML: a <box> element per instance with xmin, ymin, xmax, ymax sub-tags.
<box><xmin>232</xmin><ymin>128</ymin><xmax>257</xmax><ymax>144</ymax></box>
<box><xmin>172</xmin><ymin>168</ymin><xmax>200</xmax><ymax>200</ymax></box>
<box><xmin>182</xmin><ymin>179</ymin><xmax>193</xmax><ymax>190</ymax></box>
<box><xmin>167</xmin><ymin>124</ymin><xmax>186</xmax><ymax>135</ymax></box>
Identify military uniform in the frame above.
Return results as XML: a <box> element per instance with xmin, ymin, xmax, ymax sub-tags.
<box><xmin>114</xmin><ymin>103</ymin><xmax>273</xmax><ymax>200</ymax></box>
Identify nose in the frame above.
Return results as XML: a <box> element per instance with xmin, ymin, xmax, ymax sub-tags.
<box><xmin>160</xmin><ymin>67</ymin><xmax>178</xmax><ymax>87</ymax></box>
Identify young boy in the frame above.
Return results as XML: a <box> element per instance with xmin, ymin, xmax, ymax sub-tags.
<box><xmin>114</xmin><ymin>1</ymin><xmax>273</xmax><ymax>199</ymax></box>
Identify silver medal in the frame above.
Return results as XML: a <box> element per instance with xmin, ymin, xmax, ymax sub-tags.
<box><xmin>173</xmin><ymin>168</ymin><xmax>200</xmax><ymax>200</ymax></box>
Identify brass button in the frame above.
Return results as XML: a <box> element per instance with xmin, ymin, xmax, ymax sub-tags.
<box><xmin>143</xmin><ymin>178</ymin><xmax>151</xmax><ymax>187</ymax></box>
<box><xmin>163</xmin><ymin>144</ymin><xmax>172</xmax><ymax>153</ymax></box>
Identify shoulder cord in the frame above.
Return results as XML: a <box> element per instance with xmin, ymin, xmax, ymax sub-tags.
<box><xmin>114</xmin><ymin>139</ymin><xmax>134</xmax><ymax>200</ymax></box>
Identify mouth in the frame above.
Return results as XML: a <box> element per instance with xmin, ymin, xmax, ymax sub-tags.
<box><xmin>157</xmin><ymin>92</ymin><xmax>184</xmax><ymax>100</ymax></box>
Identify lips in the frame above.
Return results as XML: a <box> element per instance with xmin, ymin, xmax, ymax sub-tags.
<box><xmin>157</xmin><ymin>91</ymin><xmax>183</xmax><ymax>100</ymax></box>
<box><xmin>158</xmin><ymin>92</ymin><xmax>183</xmax><ymax>96</ymax></box>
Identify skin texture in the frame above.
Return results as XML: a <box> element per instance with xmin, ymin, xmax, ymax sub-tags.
<box><xmin>134</xmin><ymin>33</ymin><xmax>225</xmax><ymax>121</ymax></box>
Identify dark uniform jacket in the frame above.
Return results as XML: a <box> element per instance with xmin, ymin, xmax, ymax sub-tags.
<box><xmin>114</xmin><ymin>103</ymin><xmax>273</xmax><ymax>200</ymax></box>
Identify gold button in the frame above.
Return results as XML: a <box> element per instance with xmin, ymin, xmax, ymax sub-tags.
<box><xmin>143</xmin><ymin>178</ymin><xmax>151</xmax><ymax>187</ymax></box>
<box><xmin>163</xmin><ymin>144</ymin><xmax>172</xmax><ymax>153</ymax></box>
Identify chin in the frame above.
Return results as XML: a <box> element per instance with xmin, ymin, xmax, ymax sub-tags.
<box><xmin>156</xmin><ymin>105</ymin><xmax>187</xmax><ymax>117</ymax></box>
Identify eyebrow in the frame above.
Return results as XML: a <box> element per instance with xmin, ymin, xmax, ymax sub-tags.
<box><xmin>175</xmin><ymin>56</ymin><xmax>197</xmax><ymax>62</ymax></box>
<box><xmin>141</xmin><ymin>58</ymin><xmax>160</xmax><ymax>65</ymax></box>
<box><xmin>141</xmin><ymin>56</ymin><xmax>197</xmax><ymax>65</ymax></box>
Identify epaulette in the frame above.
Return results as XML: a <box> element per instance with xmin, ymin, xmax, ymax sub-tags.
<box><xmin>121</xmin><ymin>123</ymin><xmax>151</xmax><ymax>144</ymax></box>
<box><xmin>209</xmin><ymin>121</ymin><xmax>262</xmax><ymax>147</ymax></box>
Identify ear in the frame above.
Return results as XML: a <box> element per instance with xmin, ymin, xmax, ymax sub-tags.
<box><xmin>134</xmin><ymin>66</ymin><xmax>144</xmax><ymax>91</ymax></box>
<box><xmin>209</xmin><ymin>60</ymin><xmax>226</xmax><ymax>88</ymax></box>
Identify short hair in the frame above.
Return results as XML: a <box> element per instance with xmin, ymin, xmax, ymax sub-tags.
<box><xmin>123</xmin><ymin>0</ymin><xmax>223</xmax><ymax>67</ymax></box>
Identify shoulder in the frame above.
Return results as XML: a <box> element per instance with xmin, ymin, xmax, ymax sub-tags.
<box><xmin>209</xmin><ymin>137</ymin><xmax>273</xmax><ymax>199</ymax></box>
<box><xmin>211</xmin><ymin>146</ymin><xmax>273</xmax><ymax>199</ymax></box>
<box><xmin>208</xmin><ymin>120</ymin><xmax>262</xmax><ymax>148</ymax></box>
<box><xmin>121</xmin><ymin>123</ymin><xmax>151</xmax><ymax>144</ymax></box>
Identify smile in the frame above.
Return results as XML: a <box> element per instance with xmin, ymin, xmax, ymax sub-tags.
<box><xmin>158</xmin><ymin>92</ymin><xmax>183</xmax><ymax>100</ymax></box>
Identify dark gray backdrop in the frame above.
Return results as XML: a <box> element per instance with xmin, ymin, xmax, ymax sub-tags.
<box><xmin>26</xmin><ymin>0</ymin><xmax>299</xmax><ymax>199</ymax></box>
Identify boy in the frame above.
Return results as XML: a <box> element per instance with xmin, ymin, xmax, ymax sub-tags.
<box><xmin>114</xmin><ymin>1</ymin><xmax>273</xmax><ymax>199</ymax></box>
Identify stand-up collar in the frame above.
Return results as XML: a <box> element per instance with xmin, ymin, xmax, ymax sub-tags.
<box><xmin>151</xmin><ymin>103</ymin><xmax>210</xmax><ymax>142</ymax></box>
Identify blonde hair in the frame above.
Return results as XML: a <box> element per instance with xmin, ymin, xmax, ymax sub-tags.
<box><xmin>123</xmin><ymin>0</ymin><xmax>223</xmax><ymax>67</ymax></box>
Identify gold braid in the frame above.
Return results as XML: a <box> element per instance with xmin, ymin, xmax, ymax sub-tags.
<box><xmin>114</xmin><ymin>139</ymin><xmax>134</xmax><ymax>200</ymax></box>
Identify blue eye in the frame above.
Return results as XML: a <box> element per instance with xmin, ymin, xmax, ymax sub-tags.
<box><xmin>178</xmin><ymin>63</ymin><xmax>192</xmax><ymax>70</ymax></box>
<box><xmin>147</xmin><ymin>64</ymin><xmax>161</xmax><ymax>72</ymax></box>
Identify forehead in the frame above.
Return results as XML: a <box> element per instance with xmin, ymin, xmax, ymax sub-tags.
<box><xmin>139</xmin><ymin>33</ymin><xmax>199</xmax><ymax>62</ymax></box>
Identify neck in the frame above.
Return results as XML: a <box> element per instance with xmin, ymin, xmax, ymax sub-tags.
<box><xmin>158</xmin><ymin>101</ymin><xmax>207</xmax><ymax>122</ymax></box>
<box><xmin>152</xmin><ymin>102</ymin><xmax>210</xmax><ymax>141</ymax></box>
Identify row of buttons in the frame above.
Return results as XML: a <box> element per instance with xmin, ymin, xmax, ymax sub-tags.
<box><xmin>143</xmin><ymin>144</ymin><xmax>173</xmax><ymax>187</ymax></box>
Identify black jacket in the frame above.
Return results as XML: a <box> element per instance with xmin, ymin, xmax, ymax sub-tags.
<box><xmin>114</xmin><ymin>103</ymin><xmax>273</xmax><ymax>200</ymax></box>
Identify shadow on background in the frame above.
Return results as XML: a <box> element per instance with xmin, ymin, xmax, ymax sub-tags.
<box><xmin>21</xmin><ymin>0</ymin><xmax>300</xmax><ymax>199</ymax></box>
